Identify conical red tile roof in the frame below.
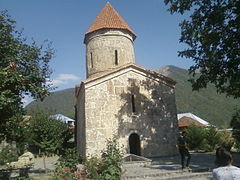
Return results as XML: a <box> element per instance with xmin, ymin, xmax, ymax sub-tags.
<box><xmin>86</xmin><ymin>2</ymin><xmax>136</xmax><ymax>39</ymax></box>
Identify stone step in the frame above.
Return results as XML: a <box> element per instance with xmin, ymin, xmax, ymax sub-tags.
<box><xmin>122</xmin><ymin>171</ymin><xmax>212</xmax><ymax>180</ymax></box>
<box><xmin>122</xmin><ymin>164</ymin><xmax>212</xmax><ymax>180</ymax></box>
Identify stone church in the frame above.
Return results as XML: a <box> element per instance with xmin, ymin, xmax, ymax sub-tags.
<box><xmin>75</xmin><ymin>2</ymin><xmax>178</xmax><ymax>157</ymax></box>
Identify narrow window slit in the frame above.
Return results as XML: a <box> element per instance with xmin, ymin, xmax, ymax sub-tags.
<box><xmin>131</xmin><ymin>94</ymin><xmax>136</xmax><ymax>112</ymax></box>
<box><xmin>90</xmin><ymin>52</ymin><xmax>93</xmax><ymax>68</ymax></box>
<box><xmin>115</xmin><ymin>50</ymin><xmax>118</xmax><ymax>65</ymax></box>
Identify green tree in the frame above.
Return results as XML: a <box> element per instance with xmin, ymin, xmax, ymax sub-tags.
<box><xmin>218</xmin><ymin>130</ymin><xmax>234</xmax><ymax>151</ymax></box>
<box><xmin>0</xmin><ymin>145</ymin><xmax>18</xmax><ymax>166</ymax></box>
<box><xmin>164</xmin><ymin>0</ymin><xmax>240</xmax><ymax>98</ymax></box>
<box><xmin>30</xmin><ymin>110</ymin><xmax>72</xmax><ymax>169</ymax></box>
<box><xmin>204</xmin><ymin>126</ymin><xmax>221</xmax><ymax>151</ymax></box>
<box><xmin>230</xmin><ymin>109</ymin><xmax>240</xmax><ymax>148</ymax></box>
<box><xmin>4</xmin><ymin>113</ymin><xmax>31</xmax><ymax>154</ymax></box>
<box><xmin>185</xmin><ymin>125</ymin><xmax>206</xmax><ymax>150</ymax></box>
<box><xmin>0</xmin><ymin>10</ymin><xmax>54</xmax><ymax>139</ymax></box>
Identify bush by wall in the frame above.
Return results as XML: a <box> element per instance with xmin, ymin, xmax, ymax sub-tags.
<box><xmin>53</xmin><ymin>137</ymin><xmax>123</xmax><ymax>180</ymax></box>
<box><xmin>84</xmin><ymin>137</ymin><xmax>123</xmax><ymax>180</ymax></box>
<box><xmin>185</xmin><ymin>125</ymin><xmax>234</xmax><ymax>152</ymax></box>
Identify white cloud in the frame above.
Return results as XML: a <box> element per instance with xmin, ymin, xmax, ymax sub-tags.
<box><xmin>50</xmin><ymin>74</ymin><xmax>81</xmax><ymax>87</ymax></box>
<box><xmin>52</xmin><ymin>79</ymin><xmax>65</xmax><ymax>86</ymax></box>
<box><xmin>58</xmin><ymin>74</ymin><xmax>80</xmax><ymax>81</ymax></box>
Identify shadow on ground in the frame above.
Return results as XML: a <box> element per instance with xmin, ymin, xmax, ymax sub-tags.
<box><xmin>149</xmin><ymin>151</ymin><xmax>240</xmax><ymax>171</ymax></box>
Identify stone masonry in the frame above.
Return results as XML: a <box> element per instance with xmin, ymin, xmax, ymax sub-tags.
<box><xmin>76</xmin><ymin>65</ymin><xmax>178</xmax><ymax>157</ymax></box>
<box><xmin>75</xmin><ymin>2</ymin><xmax>179</xmax><ymax>158</ymax></box>
<box><xmin>85</xmin><ymin>29</ymin><xmax>135</xmax><ymax>77</ymax></box>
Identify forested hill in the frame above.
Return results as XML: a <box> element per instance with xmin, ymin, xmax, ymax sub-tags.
<box><xmin>25</xmin><ymin>88</ymin><xmax>75</xmax><ymax>118</ymax></box>
<box><xmin>155</xmin><ymin>65</ymin><xmax>239</xmax><ymax>127</ymax></box>
<box><xmin>26</xmin><ymin>65</ymin><xmax>240</xmax><ymax>127</ymax></box>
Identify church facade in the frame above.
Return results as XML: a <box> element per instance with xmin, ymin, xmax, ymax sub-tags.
<box><xmin>75</xmin><ymin>2</ymin><xmax>178</xmax><ymax>157</ymax></box>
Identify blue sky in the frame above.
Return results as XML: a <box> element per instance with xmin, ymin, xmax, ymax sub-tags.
<box><xmin>1</xmin><ymin>0</ymin><xmax>193</xmax><ymax>105</ymax></box>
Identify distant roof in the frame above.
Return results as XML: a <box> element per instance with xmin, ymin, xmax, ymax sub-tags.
<box><xmin>50</xmin><ymin>114</ymin><xmax>75</xmax><ymax>122</ymax></box>
<box><xmin>177</xmin><ymin>113</ymin><xmax>210</xmax><ymax>126</ymax></box>
<box><xmin>85</xmin><ymin>2</ymin><xmax>136</xmax><ymax>39</ymax></box>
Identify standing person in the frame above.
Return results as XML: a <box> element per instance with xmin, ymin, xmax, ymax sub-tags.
<box><xmin>177</xmin><ymin>131</ymin><xmax>191</xmax><ymax>170</ymax></box>
<box><xmin>213</xmin><ymin>147</ymin><xmax>240</xmax><ymax>180</ymax></box>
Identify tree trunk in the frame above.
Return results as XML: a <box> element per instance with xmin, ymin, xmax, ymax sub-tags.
<box><xmin>43</xmin><ymin>156</ymin><xmax>47</xmax><ymax>170</ymax></box>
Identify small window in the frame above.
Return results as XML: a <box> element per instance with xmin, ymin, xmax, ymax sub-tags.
<box><xmin>115</xmin><ymin>50</ymin><xmax>118</xmax><ymax>65</ymax></box>
<box><xmin>131</xmin><ymin>94</ymin><xmax>136</xmax><ymax>113</ymax></box>
<box><xmin>90</xmin><ymin>52</ymin><xmax>93</xmax><ymax>68</ymax></box>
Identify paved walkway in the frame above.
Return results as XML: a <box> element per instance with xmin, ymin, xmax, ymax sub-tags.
<box><xmin>121</xmin><ymin>152</ymin><xmax>240</xmax><ymax>179</ymax></box>
<box><xmin>27</xmin><ymin>152</ymin><xmax>240</xmax><ymax>179</ymax></box>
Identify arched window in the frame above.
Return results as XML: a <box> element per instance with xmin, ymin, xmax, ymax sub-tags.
<box><xmin>129</xmin><ymin>133</ymin><xmax>141</xmax><ymax>156</ymax></box>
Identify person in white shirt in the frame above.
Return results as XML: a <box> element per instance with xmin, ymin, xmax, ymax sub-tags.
<box><xmin>212</xmin><ymin>147</ymin><xmax>240</xmax><ymax>180</ymax></box>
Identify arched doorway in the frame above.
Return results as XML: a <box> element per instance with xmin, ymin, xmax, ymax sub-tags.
<box><xmin>129</xmin><ymin>133</ymin><xmax>141</xmax><ymax>156</ymax></box>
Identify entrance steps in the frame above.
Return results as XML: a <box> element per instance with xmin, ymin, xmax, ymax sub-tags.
<box><xmin>122</xmin><ymin>163</ymin><xmax>212</xmax><ymax>180</ymax></box>
<box><xmin>123</xmin><ymin>154</ymin><xmax>152</xmax><ymax>163</ymax></box>
<box><xmin>121</xmin><ymin>154</ymin><xmax>212</xmax><ymax>180</ymax></box>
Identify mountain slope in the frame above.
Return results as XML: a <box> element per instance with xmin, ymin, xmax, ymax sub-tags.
<box><xmin>25</xmin><ymin>88</ymin><xmax>75</xmax><ymax>118</ymax></box>
<box><xmin>26</xmin><ymin>66</ymin><xmax>240</xmax><ymax>127</ymax></box>
<box><xmin>155</xmin><ymin>65</ymin><xmax>239</xmax><ymax>127</ymax></box>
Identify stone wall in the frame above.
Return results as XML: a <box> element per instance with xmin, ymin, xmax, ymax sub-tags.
<box><xmin>85</xmin><ymin>29</ymin><xmax>135</xmax><ymax>78</ymax></box>
<box><xmin>76</xmin><ymin>68</ymin><xmax>178</xmax><ymax>157</ymax></box>
<box><xmin>76</xmin><ymin>84</ymin><xmax>86</xmax><ymax>156</ymax></box>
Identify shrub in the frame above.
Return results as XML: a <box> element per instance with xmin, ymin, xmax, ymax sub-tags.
<box><xmin>204</xmin><ymin>126</ymin><xmax>221</xmax><ymax>151</ymax></box>
<box><xmin>84</xmin><ymin>156</ymin><xmax>100</xmax><ymax>179</ymax></box>
<box><xmin>84</xmin><ymin>137</ymin><xmax>124</xmax><ymax>180</ymax></box>
<box><xmin>55</xmin><ymin>148</ymin><xmax>83</xmax><ymax>173</ymax></box>
<box><xmin>184</xmin><ymin>125</ymin><xmax>235</xmax><ymax>152</ymax></box>
<box><xmin>218</xmin><ymin>130</ymin><xmax>235</xmax><ymax>151</ymax></box>
<box><xmin>98</xmin><ymin>138</ymin><xmax>123</xmax><ymax>180</ymax></box>
<box><xmin>185</xmin><ymin>125</ymin><xmax>206</xmax><ymax>151</ymax></box>
<box><xmin>0</xmin><ymin>145</ymin><xmax>18</xmax><ymax>166</ymax></box>
<box><xmin>54</xmin><ymin>148</ymin><xmax>85</xmax><ymax>180</ymax></box>
<box><xmin>54</xmin><ymin>167</ymin><xmax>87</xmax><ymax>180</ymax></box>
<box><xmin>53</xmin><ymin>137</ymin><xmax>123</xmax><ymax>180</ymax></box>
<box><xmin>10</xmin><ymin>178</ymin><xmax>36</xmax><ymax>180</ymax></box>
<box><xmin>230</xmin><ymin>108</ymin><xmax>240</xmax><ymax>150</ymax></box>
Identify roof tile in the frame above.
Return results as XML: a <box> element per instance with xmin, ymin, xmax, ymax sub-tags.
<box><xmin>86</xmin><ymin>2</ymin><xmax>136</xmax><ymax>39</ymax></box>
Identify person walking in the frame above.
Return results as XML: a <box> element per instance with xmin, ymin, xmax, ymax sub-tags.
<box><xmin>212</xmin><ymin>147</ymin><xmax>240</xmax><ymax>180</ymax></box>
<box><xmin>177</xmin><ymin>131</ymin><xmax>191</xmax><ymax>170</ymax></box>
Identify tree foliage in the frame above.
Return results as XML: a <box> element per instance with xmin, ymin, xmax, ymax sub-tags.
<box><xmin>230</xmin><ymin>109</ymin><xmax>240</xmax><ymax>147</ymax></box>
<box><xmin>0</xmin><ymin>145</ymin><xmax>18</xmax><ymax>166</ymax></box>
<box><xmin>204</xmin><ymin>126</ymin><xmax>221</xmax><ymax>151</ymax></box>
<box><xmin>185</xmin><ymin>125</ymin><xmax>206</xmax><ymax>150</ymax></box>
<box><xmin>185</xmin><ymin>125</ymin><xmax>234</xmax><ymax>151</ymax></box>
<box><xmin>164</xmin><ymin>0</ymin><xmax>240</xmax><ymax>98</ymax></box>
<box><xmin>29</xmin><ymin>110</ymin><xmax>72</xmax><ymax>156</ymax></box>
<box><xmin>55</xmin><ymin>148</ymin><xmax>83</xmax><ymax>173</ymax></box>
<box><xmin>4</xmin><ymin>113</ymin><xmax>31</xmax><ymax>154</ymax></box>
<box><xmin>0</xmin><ymin>10</ymin><xmax>54</xmax><ymax>137</ymax></box>
<box><xmin>84</xmin><ymin>137</ymin><xmax>123</xmax><ymax>180</ymax></box>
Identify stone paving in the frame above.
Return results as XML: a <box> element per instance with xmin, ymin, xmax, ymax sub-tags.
<box><xmin>27</xmin><ymin>152</ymin><xmax>240</xmax><ymax>179</ymax></box>
<box><xmin>122</xmin><ymin>152</ymin><xmax>214</xmax><ymax>179</ymax></box>
<box><xmin>121</xmin><ymin>152</ymin><xmax>240</xmax><ymax>179</ymax></box>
